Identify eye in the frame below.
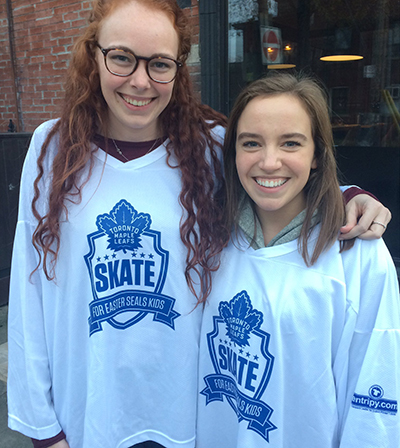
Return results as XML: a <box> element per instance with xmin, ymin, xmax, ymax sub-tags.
<box><xmin>115</xmin><ymin>55</ymin><xmax>130</xmax><ymax>62</ymax></box>
<box><xmin>108</xmin><ymin>50</ymin><xmax>135</xmax><ymax>65</ymax></box>
<box><xmin>242</xmin><ymin>140</ymin><xmax>260</xmax><ymax>149</ymax></box>
<box><xmin>282</xmin><ymin>140</ymin><xmax>301</xmax><ymax>150</ymax></box>
<box><xmin>149</xmin><ymin>58</ymin><xmax>174</xmax><ymax>72</ymax></box>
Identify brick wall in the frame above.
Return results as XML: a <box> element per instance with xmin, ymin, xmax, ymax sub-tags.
<box><xmin>0</xmin><ymin>0</ymin><xmax>201</xmax><ymax>133</ymax></box>
<box><xmin>0</xmin><ymin>2</ymin><xmax>17</xmax><ymax>130</ymax></box>
<box><xmin>185</xmin><ymin>0</ymin><xmax>201</xmax><ymax>94</ymax></box>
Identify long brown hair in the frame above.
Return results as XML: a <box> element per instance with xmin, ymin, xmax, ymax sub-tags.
<box><xmin>31</xmin><ymin>0</ymin><xmax>228</xmax><ymax>303</ymax></box>
<box><xmin>223</xmin><ymin>72</ymin><xmax>353</xmax><ymax>264</ymax></box>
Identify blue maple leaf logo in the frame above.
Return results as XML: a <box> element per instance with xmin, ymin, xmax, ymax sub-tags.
<box><xmin>96</xmin><ymin>200</ymin><xmax>151</xmax><ymax>253</ymax></box>
<box><xmin>219</xmin><ymin>290</ymin><xmax>263</xmax><ymax>347</ymax></box>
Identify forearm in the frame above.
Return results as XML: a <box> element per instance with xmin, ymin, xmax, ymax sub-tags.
<box><xmin>32</xmin><ymin>431</ymin><xmax>68</xmax><ymax>448</ymax></box>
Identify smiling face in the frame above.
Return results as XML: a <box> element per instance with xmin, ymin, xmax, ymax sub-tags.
<box><xmin>96</xmin><ymin>1</ymin><xmax>179</xmax><ymax>141</ymax></box>
<box><xmin>235</xmin><ymin>93</ymin><xmax>317</xmax><ymax>237</ymax></box>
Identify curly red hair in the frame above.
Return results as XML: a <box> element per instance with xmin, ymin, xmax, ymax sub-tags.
<box><xmin>32</xmin><ymin>0</ymin><xmax>228</xmax><ymax>303</ymax></box>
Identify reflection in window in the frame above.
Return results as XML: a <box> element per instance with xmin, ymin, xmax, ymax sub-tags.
<box><xmin>228</xmin><ymin>0</ymin><xmax>400</xmax><ymax>149</ymax></box>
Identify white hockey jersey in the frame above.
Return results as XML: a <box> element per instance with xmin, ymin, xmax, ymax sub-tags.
<box><xmin>197</xmin><ymin>230</ymin><xmax>400</xmax><ymax>447</ymax></box>
<box><xmin>7</xmin><ymin>119</ymin><xmax>225</xmax><ymax>448</ymax></box>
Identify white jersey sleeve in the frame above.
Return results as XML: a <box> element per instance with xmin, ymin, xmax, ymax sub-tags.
<box><xmin>338</xmin><ymin>239</ymin><xmax>400</xmax><ymax>446</ymax></box>
<box><xmin>8</xmin><ymin>120</ymin><xmax>64</xmax><ymax>439</ymax></box>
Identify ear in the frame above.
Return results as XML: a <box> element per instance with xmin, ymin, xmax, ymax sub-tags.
<box><xmin>311</xmin><ymin>157</ymin><xmax>317</xmax><ymax>169</ymax></box>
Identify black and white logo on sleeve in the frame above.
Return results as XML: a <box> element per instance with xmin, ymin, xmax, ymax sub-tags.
<box><xmin>352</xmin><ymin>384</ymin><xmax>398</xmax><ymax>416</ymax></box>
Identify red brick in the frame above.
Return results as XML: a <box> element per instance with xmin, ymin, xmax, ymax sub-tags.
<box><xmin>69</xmin><ymin>18</ymin><xmax>87</xmax><ymax>28</ymax></box>
<box><xmin>22</xmin><ymin>84</ymin><xmax>36</xmax><ymax>93</ymax></box>
<box><xmin>63</xmin><ymin>12</ymin><xmax>79</xmax><ymax>21</ymax></box>
<box><xmin>35</xmin><ymin>83</ymin><xmax>63</xmax><ymax>92</ymax></box>
<box><xmin>43</xmin><ymin>90</ymin><xmax>57</xmax><ymax>99</ymax></box>
<box><xmin>51</xmin><ymin>46</ymin><xmax>68</xmax><ymax>54</ymax></box>
<box><xmin>78</xmin><ymin>10</ymin><xmax>90</xmax><ymax>19</ymax></box>
<box><xmin>35</xmin><ymin>1</ymin><xmax>63</xmax><ymax>13</ymax></box>
<box><xmin>44</xmin><ymin>105</ymin><xmax>59</xmax><ymax>112</ymax></box>
<box><xmin>58</xmin><ymin>37</ymin><xmax>73</xmax><ymax>46</ymax></box>
<box><xmin>13</xmin><ymin>14</ymin><xmax>34</xmax><ymax>25</ymax></box>
<box><xmin>30</xmin><ymin>48</ymin><xmax>52</xmax><ymax>57</ymax></box>
<box><xmin>33</xmin><ymin>98</ymin><xmax>51</xmax><ymax>105</ymax></box>
<box><xmin>50</xmin><ymin>30</ymin><xmax>65</xmax><ymax>39</ymax></box>
<box><xmin>14</xmin><ymin>19</ymin><xmax>35</xmax><ymax>30</ymax></box>
<box><xmin>32</xmin><ymin>24</ymin><xmax>62</xmax><ymax>34</ymax></box>
<box><xmin>53</xmin><ymin>61</ymin><xmax>68</xmax><ymax>70</ymax></box>
<box><xmin>1</xmin><ymin>86</ymin><xmax>13</xmax><ymax>94</ymax></box>
<box><xmin>63</xmin><ymin>26</ymin><xmax>82</xmax><ymax>37</ymax></box>
<box><xmin>55</xmin><ymin>4</ymin><xmax>81</xmax><ymax>15</ymax></box>
<box><xmin>13</xmin><ymin>5</ymin><xmax>35</xmax><ymax>16</ymax></box>
<box><xmin>34</xmin><ymin>16</ymin><xmax>58</xmax><ymax>27</ymax></box>
<box><xmin>30</xmin><ymin>39</ymin><xmax>46</xmax><ymax>50</ymax></box>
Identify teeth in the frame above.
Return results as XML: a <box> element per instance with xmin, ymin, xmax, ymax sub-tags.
<box><xmin>122</xmin><ymin>95</ymin><xmax>152</xmax><ymax>107</ymax></box>
<box><xmin>256</xmin><ymin>179</ymin><xmax>287</xmax><ymax>188</ymax></box>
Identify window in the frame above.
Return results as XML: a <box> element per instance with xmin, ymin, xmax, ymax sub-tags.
<box><xmin>227</xmin><ymin>0</ymin><xmax>400</xmax><ymax>150</ymax></box>
<box><xmin>202</xmin><ymin>0</ymin><xmax>400</xmax><ymax>263</ymax></box>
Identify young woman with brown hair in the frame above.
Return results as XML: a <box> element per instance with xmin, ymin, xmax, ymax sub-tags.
<box><xmin>197</xmin><ymin>72</ymin><xmax>399</xmax><ymax>447</ymax></box>
<box><xmin>7</xmin><ymin>1</ymin><xmax>390</xmax><ymax>447</ymax></box>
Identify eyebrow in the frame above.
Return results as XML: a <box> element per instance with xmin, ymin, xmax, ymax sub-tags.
<box><xmin>281</xmin><ymin>132</ymin><xmax>308</xmax><ymax>141</ymax></box>
<box><xmin>237</xmin><ymin>132</ymin><xmax>262</xmax><ymax>141</ymax></box>
<box><xmin>107</xmin><ymin>45</ymin><xmax>175</xmax><ymax>59</ymax></box>
<box><xmin>237</xmin><ymin>132</ymin><xmax>308</xmax><ymax>141</ymax></box>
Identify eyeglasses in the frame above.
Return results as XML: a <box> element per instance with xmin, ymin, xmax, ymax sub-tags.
<box><xmin>96</xmin><ymin>44</ymin><xmax>182</xmax><ymax>84</ymax></box>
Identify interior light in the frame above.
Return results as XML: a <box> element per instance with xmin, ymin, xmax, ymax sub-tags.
<box><xmin>320</xmin><ymin>55</ymin><xmax>363</xmax><ymax>61</ymax></box>
<box><xmin>267</xmin><ymin>64</ymin><xmax>296</xmax><ymax>69</ymax></box>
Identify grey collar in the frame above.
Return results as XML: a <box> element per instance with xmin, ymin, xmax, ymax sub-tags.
<box><xmin>237</xmin><ymin>195</ymin><xmax>319</xmax><ymax>249</ymax></box>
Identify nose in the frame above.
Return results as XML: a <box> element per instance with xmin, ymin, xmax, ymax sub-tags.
<box><xmin>258</xmin><ymin>146</ymin><xmax>282</xmax><ymax>171</ymax></box>
<box><xmin>129</xmin><ymin>60</ymin><xmax>152</xmax><ymax>90</ymax></box>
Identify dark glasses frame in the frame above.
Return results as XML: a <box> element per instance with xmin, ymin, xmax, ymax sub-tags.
<box><xmin>96</xmin><ymin>43</ymin><xmax>182</xmax><ymax>84</ymax></box>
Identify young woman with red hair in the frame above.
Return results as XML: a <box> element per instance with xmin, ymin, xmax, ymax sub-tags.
<box><xmin>7</xmin><ymin>1</ymin><xmax>390</xmax><ymax>448</ymax></box>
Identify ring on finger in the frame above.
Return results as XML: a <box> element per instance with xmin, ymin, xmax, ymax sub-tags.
<box><xmin>371</xmin><ymin>220</ymin><xmax>387</xmax><ymax>230</ymax></box>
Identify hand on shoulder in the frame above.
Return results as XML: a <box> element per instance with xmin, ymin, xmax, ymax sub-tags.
<box><xmin>340</xmin><ymin>194</ymin><xmax>391</xmax><ymax>240</ymax></box>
